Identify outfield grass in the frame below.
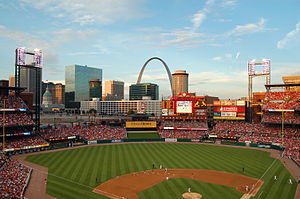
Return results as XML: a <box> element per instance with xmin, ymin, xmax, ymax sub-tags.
<box><xmin>26</xmin><ymin>143</ymin><xmax>297</xmax><ymax>199</ymax></box>
<box><xmin>127</xmin><ymin>132</ymin><xmax>160</xmax><ymax>139</ymax></box>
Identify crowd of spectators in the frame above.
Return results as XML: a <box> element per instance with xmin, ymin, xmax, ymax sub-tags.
<box><xmin>262</xmin><ymin>113</ymin><xmax>300</xmax><ymax>124</ymax></box>
<box><xmin>0</xmin><ymin>96</ymin><xmax>28</xmax><ymax>109</ymax></box>
<box><xmin>0</xmin><ymin>113</ymin><xmax>35</xmax><ymax>127</ymax></box>
<box><xmin>263</xmin><ymin>91</ymin><xmax>300</xmax><ymax>110</ymax></box>
<box><xmin>40</xmin><ymin>125</ymin><xmax>127</xmax><ymax>141</ymax></box>
<box><xmin>0</xmin><ymin>135</ymin><xmax>48</xmax><ymax>150</ymax></box>
<box><xmin>0</xmin><ymin>153</ymin><xmax>31</xmax><ymax>199</ymax></box>
<box><xmin>160</xmin><ymin>120</ymin><xmax>208</xmax><ymax>128</ymax></box>
<box><xmin>0</xmin><ymin>152</ymin><xmax>9</xmax><ymax>169</ymax></box>
<box><xmin>158</xmin><ymin>129</ymin><xmax>206</xmax><ymax>139</ymax></box>
<box><xmin>210</xmin><ymin>121</ymin><xmax>300</xmax><ymax>164</ymax></box>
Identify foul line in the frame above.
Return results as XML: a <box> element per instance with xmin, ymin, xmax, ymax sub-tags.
<box><xmin>247</xmin><ymin>159</ymin><xmax>277</xmax><ymax>197</ymax></box>
<box><xmin>26</xmin><ymin>166</ymin><xmax>122</xmax><ymax>199</ymax></box>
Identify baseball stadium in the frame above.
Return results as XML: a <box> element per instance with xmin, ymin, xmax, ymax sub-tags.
<box><xmin>0</xmin><ymin>55</ymin><xmax>300</xmax><ymax>199</ymax></box>
<box><xmin>1</xmin><ymin>88</ymin><xmax>300</xmax><ymax>199</ymax></box>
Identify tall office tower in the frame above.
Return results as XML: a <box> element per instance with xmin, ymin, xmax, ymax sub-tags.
<box><xmin>89</xmin><ymin>78</ymin><xmax>102</xmax><ymax>99</ymax></box>
<box><xmin>65</xmin><ymin>64</ymin><xmax>102</xmax><ymax>108</ymax></box>
<box><xmin>172</xmin><ymin>70</ymin><xmax>189</xmax><ymax>96</ymax></box>
<box><xmin>20</xmin><ymin>66</ymin><xmax>42</xmax><ymax>104</ymax></box>
<box><xmin>55</xmin><ymin>83</ymin><xmax>65</xmax><ymax>104</ymax></box>
<box><xmin>105</xmin><ymin>80</ymin><xmax>124</xmax><ymax>101</ymax></box>
<box><xmin>129</xmin><ymin>83</ymin><xmax>159</xmax><ymax>100</ymax></box>
<box><xmin>9</xmin><ymin>75</ymin><xmax>15</xmax><ymax>87</ymax></box>
<box><xmin>282</xmin><ymin>75</ymin><xmax>300</xmax><ymax>91</ymax></box>
<box><xmin>8</xmin><ymin>75</ymin><xmax>15</xmax><ymax>94</ymax></box>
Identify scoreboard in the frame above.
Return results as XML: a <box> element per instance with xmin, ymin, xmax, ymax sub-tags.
<box><xmin>213</xmin><ymin>100</ymin><xmax>246</xmax><ymax>120</ymax></box>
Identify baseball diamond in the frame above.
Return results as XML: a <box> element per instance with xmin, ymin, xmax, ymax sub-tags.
<box><xmin>22</xmin><ymin>143</ymin><xmax>298</xmax><ymax>199</ymax></box>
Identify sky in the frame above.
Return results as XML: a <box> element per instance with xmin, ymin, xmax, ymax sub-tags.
<box><xmin>0</xmin><ymin>0</ymin><xmax>300</xmax><ymax>99</ymax></box>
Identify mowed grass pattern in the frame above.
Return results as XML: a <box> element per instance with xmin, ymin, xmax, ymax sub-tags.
<box><xmin>26</xmin><ymin>143</ymin><xmax>297</xmax><ymax>199</ymax></box>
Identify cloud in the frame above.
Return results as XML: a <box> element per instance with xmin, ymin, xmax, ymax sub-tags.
<box><xmin>211</xmin><ymin>53</ymin><xmax>234</xmax><ymax>61</ymax></box>
<box><xmin>277</xmin><ymin>21</ymin><xmax>300</xmax><ymax>49</ymax></box>
<box><xmin>20</xmin><ymin>0</ymin><xmax>142</xmax><ymax>25</ymax></box>
<box><xmin>221</xmin><ymin>0</ymin><xmax>236</xmax><ymax>7</ymax></box>
<box><xmin>212</xmin><ymin>56</ymin><xmax>222</xmax><ymax>61</ymax></box>
<box><xmin>160</xmin><ymin>0</ymin><xmax>215</xmax><ymax>48</ymax></box>
<box><xmin>227</xmin><ymin>18</ymin><xmax>266</xmax><ymax>36</ymax></box>
<box><xmin>0</xmin><ymin>25</ymin><xmax>98</xmax><ymax>76</ymax></box>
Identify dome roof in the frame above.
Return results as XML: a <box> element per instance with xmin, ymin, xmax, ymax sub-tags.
<box><xmin>43</xmin><ymin>89</ymin><xmax>52</xmax><ymax>97</ymax></box>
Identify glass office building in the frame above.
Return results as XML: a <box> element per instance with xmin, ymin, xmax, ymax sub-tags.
<box><xmin>65</xmin><ymin>65</ymin><xmax>102</xmax><ymax>108</ymax></box>
<box><xmin>129</xmin><ymin>83</ymin><xmax>159</xmax><ymax>100</ymax></box>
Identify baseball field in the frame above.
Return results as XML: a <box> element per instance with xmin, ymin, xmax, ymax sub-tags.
<box><xmin>25</xmin><ymin>143</ymin><xmax>297</xmax><ymax>199</ymax></box>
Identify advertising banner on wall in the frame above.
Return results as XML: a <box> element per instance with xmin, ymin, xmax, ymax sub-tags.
<box><xmin>214</xmin><ymin>106</ymin><xmax>245</xmax><ymax>112</ymax></box>
<box><xmin>126</xmin><ymin>121</ymin><xmax>157</xmax><ymax>128</ymax></box>
<box><xmin>221</xmin><ymin>112</ymin><xmax>237</xmax><ymax>117</ymax></box>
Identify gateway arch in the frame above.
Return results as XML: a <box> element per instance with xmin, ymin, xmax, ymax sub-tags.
<box><xmin>137</xmin><ymin>57</ymin><xmax>173</xmax><ymax>96</ymax></box>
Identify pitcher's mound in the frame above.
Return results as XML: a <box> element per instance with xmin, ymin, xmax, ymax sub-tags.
<box><xmin>182</xmin><ymin>192</ymin><xmax>202</xmax><ymax>199</ymax></box>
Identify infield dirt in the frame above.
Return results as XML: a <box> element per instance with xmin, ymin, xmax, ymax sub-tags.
<box><xmin>93</xmin><ymin>169</ymin><xmax>263</xmax><ymax>199</ymax></box>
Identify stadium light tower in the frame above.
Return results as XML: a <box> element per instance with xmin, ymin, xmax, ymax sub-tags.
<box><xmin>248</xmin><ymin>59</ymin><xmax>271</xmax><ymax>122</ymax></box>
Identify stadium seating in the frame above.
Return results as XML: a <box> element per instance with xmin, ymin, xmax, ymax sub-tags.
<box><xmin>40</xmin><ymin>125</ymin><xmax>127</xmax><ymax>141</ymax></box>
<box><xmin>160</xmin><ymin>120</ymin><xmax>208</xmax><ymax>128</ymax></box>
<box><xmin>0</xmin><ymin>135</ymin><xmax>48</xmax><ymax>150</ymax></box>
<box><xmin>0</xmin><ymin>156</ymin><xmax>31</xmax><ymax>199</ymax></box>
<box><xmin>158</xmin><ymin>129</ymin><xmax>206</xmax><ymax>139</ymax></box>
<box><xmin>211</xmin><ymin>121</ymin><xmax>300</xmax><ymax>164</ymax></box>
<box><xmin>0</xmin><ymin>113</ymin><xmax>35</xmax><ymax>127</ymax></box>
<box><xmin>263</xmin><ymin>91</ymin><xmax>300</xmax><ymax>110</ymax></box>
<box><xmin>0</xmin><ymin>96</ymin><xmax>28</xmax><ymax>109</ymax></box>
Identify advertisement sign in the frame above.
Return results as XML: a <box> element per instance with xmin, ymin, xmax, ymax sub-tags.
<box><xmin>176</xmin><ymin>101</ymin><xmax>192</xmax><ymax>113</ymax></box>
<box><xmin>195</xmin><ymin>109</ymin><xmax>206</xmax><ymax>116</ymax></box>
<box><xmin>194</xmin><ymin>101</ymin><xmax>206</xmax><ymax>108</ymax></box>
<box><xmin>221</xmin><ymin>112</ymin><xmax>237</xmax><ymax>117</ymax></box>
<box><xmin>126</xmin><ymin>121</ymin><xmax>157</xmax><ymax>128</ymax></box>
<box><xmin>236</xmin><ymin>101</ymin><xmax>246</xmax><ymax>106</ymax></box>
<box><xmin>213</xmin><ymin>112</ymin><xmax>221</xmax><ymax>117</ymax></box>
<box><xmin>112</xmin><ymin>139</ymin><xmax>123</xmax><ymax>143</ymax></box>
<box><xmin>214</xmin><ymin>106</ymin><xmax>245</xmax><ymax>112</ymax></box>
<box><xmin>87</xmin><ymin>140</ymin><xmax>97</xmax><ymax>145</ymax></box>
<box><xmin>213</xmin><ymin>116</ymin><xmax>245</xmax><ymax>120</ymax></box>
<box><xmin>220</xmin><ymin>101</ymin><xmax>237</xmax><ymax>106</ymax></box>
<box><xmin>160</xmin><ymin>127</ymin><xmax>208</xmax><ymax>131</ymax></box>
<box><xmin>16</xmin><ymin>47</ymin><xmax>26</xmax><ymax>65</ymax></box>
<box><xmin>162</xmin><ymin>109</ymin><xmax>168</xmax><ymax>116</ymax></box>
<box><xmin>213</xmin><ymin>101</ymin><xmax>221</xmax><ymax>106</ymax></box>
<box><xmin>165</xmin><ymin>138</ymin><xmax>177</xmax><ymax>142</ymax></box>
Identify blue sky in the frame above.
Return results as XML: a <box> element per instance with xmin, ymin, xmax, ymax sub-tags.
<box><xmin>0</xmin><ymin>0</ymin><xmax>299</xmax><ymax>99</ymax></box>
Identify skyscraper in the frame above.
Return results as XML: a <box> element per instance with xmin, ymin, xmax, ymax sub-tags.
<box><xmin>20</xmin><ymin>66</ymin><xmax>42</xmax><ymax>104</ymax></box>
<box><xmin>129</xmin><ymin>83</ymin><xmax>159</xmax><ymax>100</ymax></box>
<box><xmin>104</xmin><ymin>80</ymin><xmax>124</xmax><ymax>101</ymax></box>
<box><xmin>89</xmin><ymin>78</ymin><xmax>102</xmax><ymax>99</ymax></box>
<box><xmin>55</xmin><ymin>83</ymin><xmax>65</xmax><ymax>104</ymax></box>
<box><xmin>172</xmin><ymin>70</ymin><xmax>188</xmax><ymax>96</ymax></box>
<box><xmin>65</xmin><ymin>64</ymin><xmax>102</xmax><ymax>108</ymax></box>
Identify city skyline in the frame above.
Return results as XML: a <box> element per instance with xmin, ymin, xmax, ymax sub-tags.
<box><xmin>0</xmin><ymin>0</ymin><xmax>300</xmax><ymax>99</ymax></box>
